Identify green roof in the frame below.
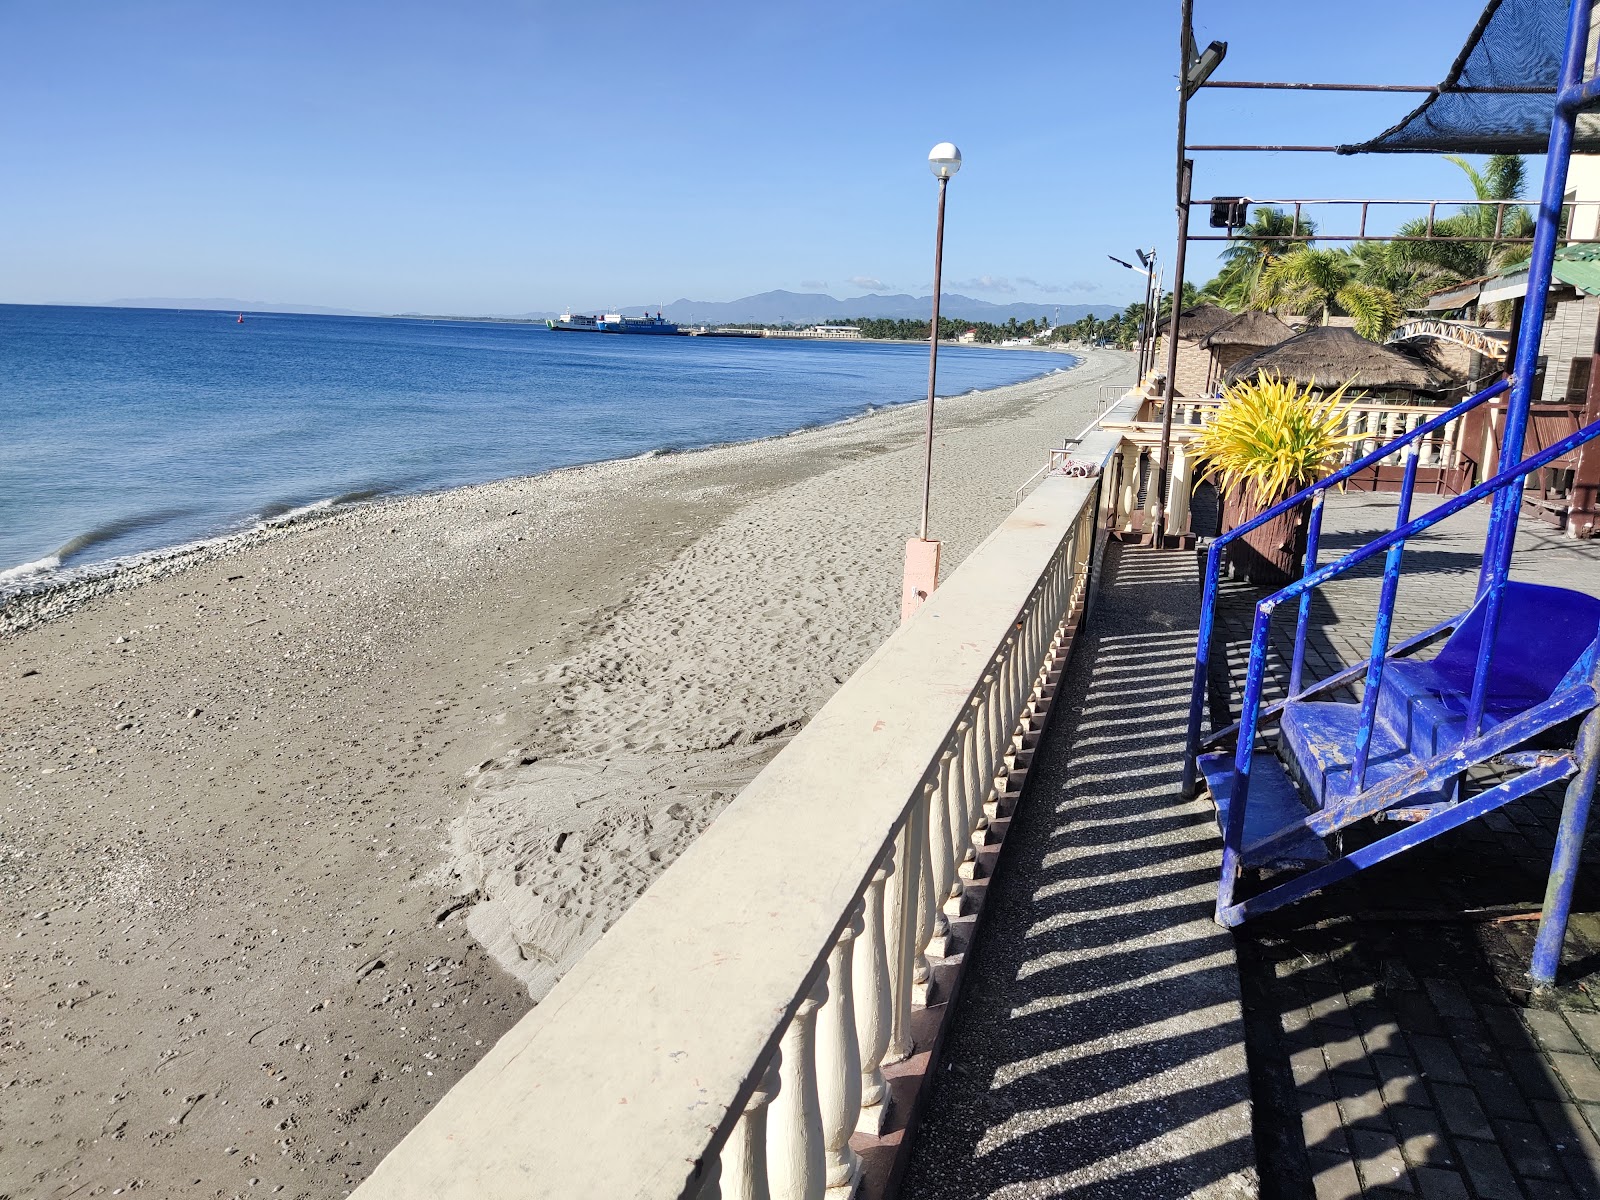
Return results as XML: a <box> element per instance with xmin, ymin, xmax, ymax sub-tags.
<box><xmin>1554</xmin><ymin>244</ymin><xmax>1600</xmax><ymax>296</ymax></box>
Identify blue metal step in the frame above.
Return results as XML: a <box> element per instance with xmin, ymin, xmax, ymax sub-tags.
<box><xmin>1197</xmin><ymin>750</ymin><xmax>1330</xmax><ymax>869</ymax></box>
<box><xmin>1280</xmin><ymin>699</ymin><xmax>1455</xmax><ymax>811</ymax></box>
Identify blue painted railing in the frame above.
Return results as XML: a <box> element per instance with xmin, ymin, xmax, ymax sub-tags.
<box><xmin>1179</xmin><ymin>377</ymin><xmax>1509</xmax><ymax>798</ymax></box>
<box><xmin>1214</xmin><ymin>414</ymin><xmax>1600</xmax><ymax>982</ymax></box>
<box><xmin>1181</xmin><ymin>0</ymin><xmax>1600</xmax><ymax>989</ymax></box>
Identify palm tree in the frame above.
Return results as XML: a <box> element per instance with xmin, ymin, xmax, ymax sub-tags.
<box><xmin>1206</xmin><ymin>207</ymin><xmax>1318</xmax><ymax>309</ymax></box>
<box><xmin>1253</xmin><ymin>246</ymin><xmax>1405</xmax><ymax>341</ymax></box>
<box><xmin>1389</xmin><ymin>154</ymin><xmax>1534</xmax><ymax>288</ymax></box>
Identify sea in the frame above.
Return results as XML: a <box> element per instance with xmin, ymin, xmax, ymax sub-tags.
<box><xmin>0</xmin><ymin>304</ymin><xmax>1075</xmax><ymax>594</ymax></box>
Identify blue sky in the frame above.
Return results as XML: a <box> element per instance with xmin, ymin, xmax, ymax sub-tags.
<box><xmin>0</xmin><ymin>1</ymin><xmax>1535</xmax><ymax>315</ymax></box>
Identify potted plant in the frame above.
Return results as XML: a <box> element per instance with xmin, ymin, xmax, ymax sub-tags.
<box><xmin>1190</xmin><ymin>373</ymin><xmax>1360</xmax><ymax>587</ymax></box>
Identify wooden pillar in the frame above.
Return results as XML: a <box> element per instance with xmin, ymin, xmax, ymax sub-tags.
<box><xmin>1567</xmin><ymin>315</ymin><xmax>1600</xmax><ymax>537</ymax></box>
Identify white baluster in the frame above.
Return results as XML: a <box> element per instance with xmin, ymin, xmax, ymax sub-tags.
<box><xmin>817</xmin><ymin>906</ymin><xmax>865</xmax><ymax>1196</ymax></box>
<box><xmin>722</xmin><ymin>1056</ymin><xmax>782</xmax><ymax>1200</ymax></box>
<box><xmin>854</xmin><ymin>852</ymin><xmax>894</xmax><ymax>1135</ymax></box>
<box><xmin>768</xmin><ymin>971</ymin><xmax>829</xmax><ymax>1200</ymax></box>
<box><xmin>1166</xmin><ymin>442</ymin><xmax>1192</xmax><ymax>536</ymax></box>
<box><xmin>911</xmin><ymin>781</ymin><xmax>937</xmax><ymax>1003</ymax></box>
<box><xmin>926</xmin><ymin>751</ymin><xmax>956</xmax><ymax>947</ymax></box>
<box><xmin>885</xmin><ymin>823</ymin><xmax>915</xmax><ymax>1063</ymax></box>
<box><xmin>1118</xmin><ymin>443</ymin><xmax>1141</xmax><ymax>531</ymax></box>
<box><xmin>956</xmin><ymin>717</ymin><xmax>983</xmax><ymax>878</ymax></box>
<box><xmin>943</xmin><ymin>740</ymin><xmax>968</xmax><ymax>910</ymax></box>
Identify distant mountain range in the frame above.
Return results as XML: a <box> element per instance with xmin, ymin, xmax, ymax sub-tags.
<box><xmin>88</xmin><ymin>289</ymin><xmax>1122</xmax><ymax>326</ymax></box>
<box><xmin>513</xmin><ymin>291</ymin><xmax>1120</xmax><ymax>326</ymax></box>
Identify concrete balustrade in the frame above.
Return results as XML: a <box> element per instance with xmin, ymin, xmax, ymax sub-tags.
<box><xmin>348</xmin><ymin>395</ymin><xmax>1137</xmax><ymax>1200</ymax></box>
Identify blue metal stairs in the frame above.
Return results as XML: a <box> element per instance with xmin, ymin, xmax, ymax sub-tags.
<box><xmin>1177</xmin><ymin>0</ymin><xmax>1600</xmax><ymax>988</ymax></box>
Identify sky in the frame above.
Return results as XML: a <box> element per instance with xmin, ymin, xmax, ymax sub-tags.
<box><xmin>0</xmin><ymin>1</ymin><xmax>1541</xmax><ymax>315</ymax></box>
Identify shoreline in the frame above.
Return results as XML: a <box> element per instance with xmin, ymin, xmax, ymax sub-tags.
<box><xmin>0</xmin><ymin>357</ymin><xmax>1079</xmax><ymax>629</ymax></box>
<box><xmin>0</xmin><ymin>349</ymin><xmax>1131</xmax><ymax>1198</ymax></box>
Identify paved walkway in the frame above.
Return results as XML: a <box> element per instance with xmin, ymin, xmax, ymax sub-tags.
<box><xmin>901</xmin><ymin>544</ymin><xmax>1257</xmax><ymax>1199</ymax></box>
<box><xmin>1212</xmin><ymin>494</ymin><xmax>1600</xmax><ymax>1200</ymax></box>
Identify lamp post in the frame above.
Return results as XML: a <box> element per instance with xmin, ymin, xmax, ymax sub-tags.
<box><xmin>1108</xmin><ymin>251</ymin><xmax>1158</xmax><ymax>378</ymax></box>
<box><xmin>902</xmin><ymin>141</ymin><xmax>962</xmax><ymax>622</ymax></box>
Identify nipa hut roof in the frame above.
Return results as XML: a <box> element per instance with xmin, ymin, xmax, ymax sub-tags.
<box><xmin>1222</xmin><ymin>325</ymin><xmax>1446</xmax><ymax>392</ymax></box>
<box><xmin>1199</xmin><ymin>310</ymin><xmax>1295</xmax><ymax>350</ymax></box>
<box><xmin>1155</xmin><ymin>303</ymin><xmax>1237</xmax><ymax>341</ymax></box>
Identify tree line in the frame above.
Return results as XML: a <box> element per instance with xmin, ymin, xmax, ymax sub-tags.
<box><xmin>1182</xmin><ymin>154</ymin><xmax>1532</xmax><ymax>341</ymax></box>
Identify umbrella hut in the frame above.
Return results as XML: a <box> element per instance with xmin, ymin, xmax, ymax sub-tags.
<box><xmin>1222</xmin><ymin>325</ymin><xmax>1446</xmax><ymax>401</ymax></box>
<box><xmin>1154</xmin><ymin>303</ymin><xmax>1240</xmax><ymax>396</ymax></box>
<box><xmin>1198</xmin><ymin>311</ymin><xmax>1295</xmax><ymax>392</ymax></box>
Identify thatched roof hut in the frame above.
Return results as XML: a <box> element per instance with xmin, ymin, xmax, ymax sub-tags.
<box><xmin>1222</xmin><ymin>325</ymin><xmax>1446</xmax><ymax>394</ymax></box>
<box><xmin>1200</xmin><ymin>311</ymin><xmax>1295</xmax><ymax>351</ymax></box>
<box><xmin>1155</xmin><ymin>303</ymin><xmax>1237</xmax><ymax>341</ymax></box>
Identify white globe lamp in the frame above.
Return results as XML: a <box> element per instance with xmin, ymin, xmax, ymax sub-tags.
<box><xmin>928</xmin><ymin>142</ymin><xmax>962</xmax><ymax>180</ymax></box>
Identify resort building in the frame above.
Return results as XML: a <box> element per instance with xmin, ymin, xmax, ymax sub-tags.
<box><xmin>763</xmin><ymin>325</ymin><xmax>864</xmax><ymax>340</ymax></box>
<box><xmin>1197</xmin><ymin>310</ymin><xmax>1295</xmax><ymax>391</ymax></box>
<box><xmin>1153</xmin><ymin>302</ymin><xmax>1242</xmax><ymax>396</ymax></box>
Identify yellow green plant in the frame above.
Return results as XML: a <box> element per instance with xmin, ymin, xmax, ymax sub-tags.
<box><xmin>1190</xmin><ymin>373</ymin><xmax>1365</xmax><ymax>505</ymax></box>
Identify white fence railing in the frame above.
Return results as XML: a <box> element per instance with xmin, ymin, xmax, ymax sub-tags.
<box><xmin>1171</xmin><ymin>396</ymin><xmax>1471</xmax><ymax>469</ymax></box>
<box><xmin>351</xmin><ymin>398</ymin><xmax>1139</xmax><ymax>1200</ymax></box>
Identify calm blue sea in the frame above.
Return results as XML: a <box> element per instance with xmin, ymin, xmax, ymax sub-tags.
<box><xmin>0</xmin><ymin>304</ymin><xmax>1073</xmax><ymax>590</ymax></box>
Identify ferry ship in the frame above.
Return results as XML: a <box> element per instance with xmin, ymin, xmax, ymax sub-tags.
<box><xmin>546</xmin><ymin>310</ymin><xmax>683</xmax><ymax>336</ymax></box>
<box><xmin>546</xmin><ymin>312</ymin><xmax>600</xmax><ymax>332</ymax></box>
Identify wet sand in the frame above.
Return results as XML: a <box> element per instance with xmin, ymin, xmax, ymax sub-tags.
<box><xmin>0</xmin><ymin>348</ymin><xmax>1129</xmax><ymax>1198</ymax></box>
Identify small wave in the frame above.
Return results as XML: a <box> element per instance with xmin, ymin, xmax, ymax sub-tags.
<box><xmin>0</xmin><ymin>554</ymin><xmax>62</xmax><ymax>583</ymax></box>
<box><xmin>55</xmin><ymin>508</ymin><xmax>197</xmax><ymax>562</ymax></box>
<box><xmin>258</xmin><ymin>497</ymin><xmax>336</xmax><ymax>525</ymax></box>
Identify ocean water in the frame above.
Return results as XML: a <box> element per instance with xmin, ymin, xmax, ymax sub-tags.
<box><xmin>0</xmin><ymin>304</ymin><xmax>1074</xmax><ymax>591</ymax></box>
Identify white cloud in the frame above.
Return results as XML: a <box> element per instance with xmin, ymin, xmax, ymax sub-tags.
<box><xmin>847</xmin><ymin>275</ymin><xmax>887</xmax><ymax>291</ymax></box>
<box><xmin>800</xmin><ymin>279</ymin><xmax>829</xmax><ymax>290</ymax></box>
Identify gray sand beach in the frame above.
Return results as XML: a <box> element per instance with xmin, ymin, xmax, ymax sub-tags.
<box><xmin>0</xmin><ymin>347</ymin><xmax>1129</xmax><ymax>1198</ymax></box>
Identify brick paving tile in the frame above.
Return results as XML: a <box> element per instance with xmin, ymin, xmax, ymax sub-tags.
<box><xmin>1394</xmin><ymin>1105</ymin><xmax>1457</xmax><ymax>1170</ymax></box>
<box><xmin>1453</xmin><ymin>1139</ymin><xmax>1522</xmax><ymax>1200</ymax></box>
<box><xmin>1392</xmin><ymin>993</ymin><xmax>1449</xmax><ymax>1037</ymax></box>
<box><xmin>1559</xmin><ymin>1163</ymin><xmax>1600</xmax><ymax>1200</ymax></box>
<box><xmin>1574</xmin><ymin>1017</ymin><xmax>1600</xmax><ymax>1056</ymax></box>
<box><xmin>1494</xmin><ymin>1117</ymin><xmax>1566</xmax><ymax>1180</ymax></box>
<box><xmin>1409</xmin><ymin>1033</ymin><xmax>1471</xmax><ymax>1085</ymax></box>
<box><xmin>1507</xmin><ymin>1049</ymin><xmax>1568</xmax><ymax>1101</ymax></box>
<box><xmin>1362</xmin><ymin>1016</ymin><xmax>1409</xmax><ymax>1059</ymax></box>
<box><xmin>1527</xmin><ymin>1010</ymin><xmax>1587</xmax><ymax>1055</ymax></box>
<box><xmin>1326</xmin><ymin>1027</ymin><xmax>1379</xmax><ymax>1074</ymax></box>
<box><xmin>1533</xmin><ymin>1099</ymin><xmax>1600</xmax><ymax>1157</ymax></box>
<box><xmin>1336</xmin><ymin>1071</ymin><xmax>1394</xmax><ymax>1130</ymax></box>
<box><xmin>1411</xmin><ymin>1167</ymin><xmax>1470</xmax><ymax>1199</ymax></box>
<box><xmin>1454</xmin><ymin>1032</ymin><xmax>1503</xmax><ymax>1070</ymax></box>
<box><xmin>1553</xmin><ymin>1052</ymin><xmax>1600</xmax><ymax>1104</ymax></box>
<box><xmin>1424</xmin><ymin>980</ymin><xmax>1479</xmax><ymax>1023</ymax></box>
<box><xmin>1526</xmin><ymin>1179</ymin><xmax>1582</xmax><ymax>1200</ymax></box>
<box><xmin>1434</xmin><ymin>1082</ymin><xmax>1496</xmax><ymax>1141</ymax></box>
<box><xmin>1480</xmin><ymin>1005</ymin><xmax>1529</xmax><ymax>1048</ymax></box>
<box><xmin>1469</xmin><ymin>1064</ymin><xmax>1537</xmax><ymax>1121</ymax></box>
<box><xmin>1351</xmin><ymin>1127</ymin><xmax>1415</xmax><ymax>1193</ymax></box>
<box><xmin>1303</xmin><ymin>1094</ymin><xmax>1353</xmax><ymax>1156</ymax></box>
<box><xmin>1294</xmin><ymin>1044</ymin><xmax>1336</xmax><ymax>1093</ymax></box>
<box><xmin>1312</xmin><ymin>1150</ymin><xmax>1366</xmax><ymax>1200</ymax></box>
<box><xmin>1375</xmin><ymin>1052</ymin><xmax>1428</xmax><ymax>1107</ymax></box>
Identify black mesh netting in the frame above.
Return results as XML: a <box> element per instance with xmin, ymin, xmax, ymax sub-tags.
<box><xmin>1339</xmin><ymin>0</ymin><xmax>1600</xmax><ymax>155</ymax></box>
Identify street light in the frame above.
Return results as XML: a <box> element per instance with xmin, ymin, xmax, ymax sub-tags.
<box><xmin>902</xmin><ymin>141</ymin><xmax>962</xmax><ymax>622</ymax></box>
<box><xmin>1108</xmin><ymin>250</ymin><xmax>1159</xmax><ymax>378</ymax></box>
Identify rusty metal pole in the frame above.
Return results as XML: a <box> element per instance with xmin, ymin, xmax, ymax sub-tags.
<box><xmin>1155</xmin><ymin>0</ymin><xmax>1197</xmax><ymax>547</ymax></box>
<box><xmin>919</xmin><ymin>174</ymin><xmax>949</xmax><ymax>542</ymax></box>
<box><xmin>1155</xmin><ymin>160</ymin><xmax>1193</xmax><ymax>546</ymax></box>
